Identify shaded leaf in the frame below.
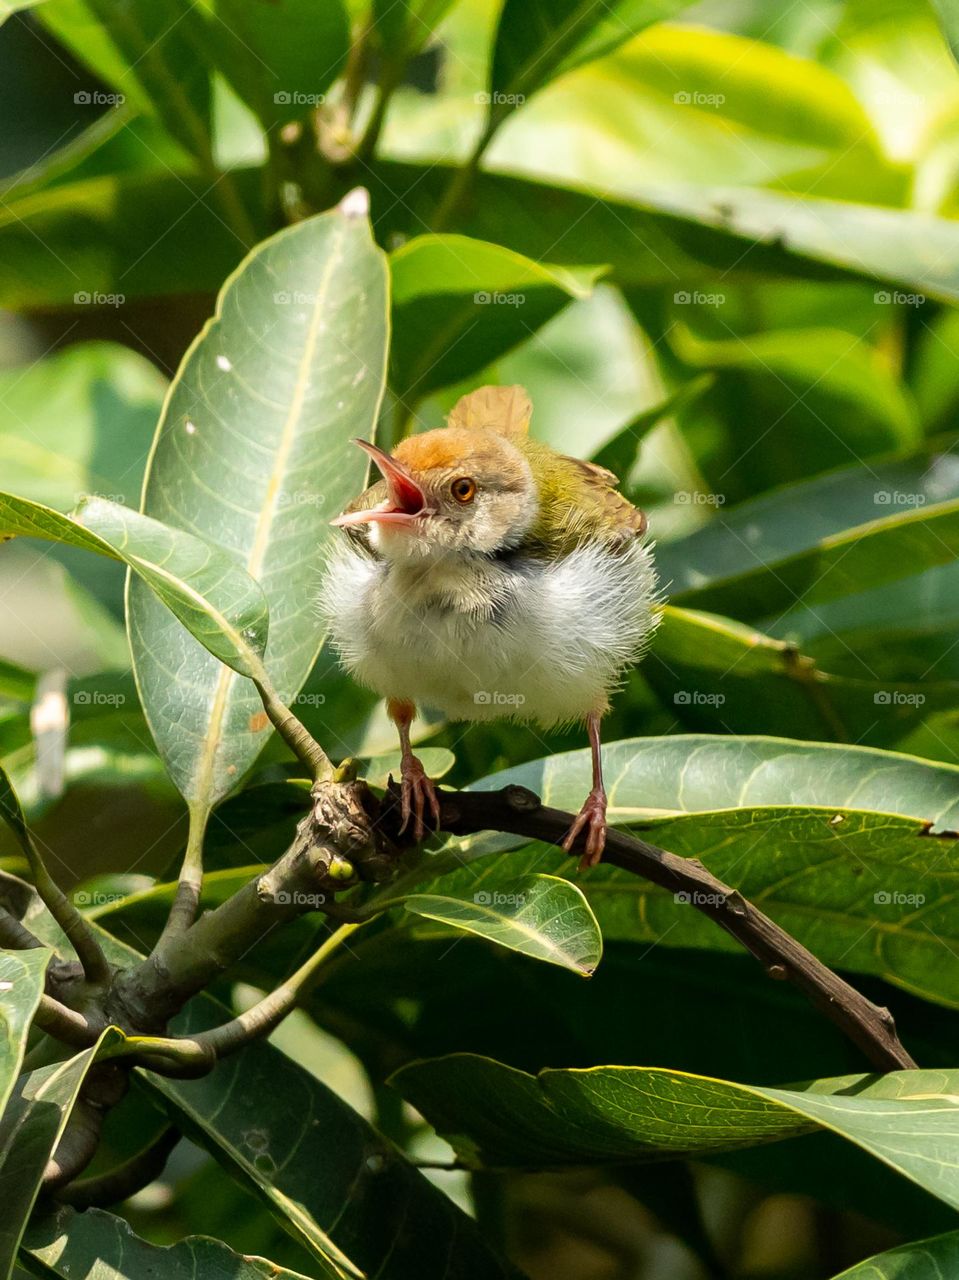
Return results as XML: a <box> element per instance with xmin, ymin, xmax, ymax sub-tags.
<box><xmin>212</xmin><ymin>0</ymin><xmax>350</xmax><ymax>129</ymax></box>
<box><xmin>390</xmin><ymin>234</ymin><xmax>598</xmax><ymax>404</ymax></box>
<box><xmin>656</xmin><ymin>449</ymin><xmax>959</xmax><ymax>620</ymax></box>
<box><xmin>831</xmin><ymin>1230</ymin><xmax>959</xmax><ymax>1278</ymax></box>
<box><xmin>404</xmin><ymin>872</ymin><xmax>602</xmax><ymax>976</ymax></box>
<box><xmin>22</xmin><ymin>1204</ymin><xmax>320</xmax><ymax>1280</ymax></box>
<box><xmin>129</xmin><ymin>191</ymin><xmax>387</xmax><ymax>808</ymax></box>
<box><xmin>0</xmin><ymin>1030</ymin><xmax>121</xmax><ymax>1279</ymax></box>
<box><xmin>0</xmin><ymin>948</ymin><xmax>51</xmax><ymax>1117</ymax></box>
<box><xmin>392</xmin><ymin>1056</ymin><xmax>959</xmax><ymax>1213</ymax></box>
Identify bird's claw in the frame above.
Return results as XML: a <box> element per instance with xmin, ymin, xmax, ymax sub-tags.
<box><xmin>561</xmin><ymin>787</ymin><xmax>608</xmax><ymax>870</ymax></box>
<box><xmin>398</xmin><ymin>754</ymin><xmax>441</xmax><ymax>842</ymax></box>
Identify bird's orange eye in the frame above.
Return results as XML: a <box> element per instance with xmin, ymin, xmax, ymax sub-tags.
<box><xmin>450</xmin><ymin>477</ymin><xmax>476</xmax><ymax>503</ymax></box>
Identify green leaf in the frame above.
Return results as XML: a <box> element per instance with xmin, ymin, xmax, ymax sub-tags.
<box><xmin>443</xmin><ymin>735</ymin><xmax>959</xmax><ymax>1005</ymax></box>
<box><xmin>0</xmin><ymin>1030</ymin><xmax>121</xmax><ymax>1279</ymax></box>
<box><xmin>129</xmin><ymin>190</ymin><xmax>387</xmax><ymax>809</ymax></box>
<box><xmin>404</xmin><ymin>872</ymin><xmax>602</xmax><ymax>976</ymax></box>
<box><xmin>22</xmin><ymin>1204</ymin><xmax>326</xmax><ymax>1280</ymax></box>
<box><xmin>17</xmin><ymin>889</ymin><xmax>512</xmax><ymax>1279</ymax></box>
<box><xmin>392</xmin><ymin>1056</ymin><xmax>959</xmax><ymax>1209</ymax></box>
<box><xmin>37</xmin><ymin>0</ymin><xmax>212</xmax><ymax>164</ymax></box>
<box><xmin>0</xmin><ymin>949</ymin><xmax>51</xmax><ymax>1117</ymax></box>
<box><xmin>211</xmin><ymin>0</ymin><xmax>350</xmax><ymax>129</ymax></box>
<box><xmin>932</xmin><ymin>0</ymin><xmax>959</xmax><ymax>65</ymax></box>
<box><xmin>0</xmin><ymin>491</ymin><xmax>269</xmax><ymax>677</ymax></box>
<box><xmin>0</xmin><ymin>343</ymin><xmax>166</xmax><ymax>514</ymax></box>
<box><xmin>489</xmin><ymin>0</ymin><xmax>696</xmax><ymax>111</ymax></box>
<box><xmin>371</xmin><ymin>0</ymin><xmax>456</xmax><ymax>57</ymax></box>
<box><xmin>374</xmin><ymin>163</ymin><xmax>959</xmax><ymax>302</ymax></box>
<box><xmin>488</xmin><ymin>23</ymin><xmax>897</xmax><ymax>204</ymax></box>
<box><xmin>0</xmin><ymin>167</ymin><xmax>261</xmax><ymax>309</ymax></box>
<box><xmin>647</xmin><ymin>605</ymin><xmax>958</xmax><ymax>748</ymax></box>
<box><xmin>831</xmin><ymin>1230</ymin><xmax>959</xmax><ymax>1278</ymax></box>
<box><xmin>669</xmin><ymin>323</ymin><xmax>921</xmax><ymax>489</ymax></box>
<box><xmin>656</xmin><ymin>450</ymin><xmax>959</xmax><ymax>620</ymax></box>
<box><xmin>389</xmin><ymin>234</ymin><xmax>598</xmax><ymax>404</ymax></box>
<box><xmin>590</xmin><ymin>377</ymin><xmax>713</xmax><ymax>485</ymax></box>
<box><xmin>0</xmin><ymin>756</ymin><xmax>32</xmax><ymax>853</ymax></box>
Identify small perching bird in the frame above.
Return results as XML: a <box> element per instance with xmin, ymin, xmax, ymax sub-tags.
<box><xmin>321</xmin><ymin>385</ymin><xmax>658</xmax><ymax>866</ymax></box>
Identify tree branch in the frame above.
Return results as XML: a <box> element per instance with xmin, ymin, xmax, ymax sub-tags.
<box><xmin>427</xmin><ymin>784</ymin><xmax>917</xmax><ymax>1072</ymax></box>
<box><xmin>55</xmin><ymin>1125</ymin><xmax>180</xmax><ymax>1210</ymax></box>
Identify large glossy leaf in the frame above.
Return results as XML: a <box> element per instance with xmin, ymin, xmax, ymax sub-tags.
<box><xmin>404</xmin><ymin>872</ymin><xmax>602</xmax><ymax>976</ymax></box>
<box><xmin>489</xmin><ymin>0</ymin><xmax>696</xmax><ymax>111</ymax></box>
<box><xmin>647</xmin><ymin>606</ymin><xmax>959</xmax><ymax>748</ymax></box>
<box><xmin>425</xmin><ymin>735</ymin><xmax>959</xmax><ymax>1006</ymax></box>
<box><xmin>0</xmin><ymin>1030</ymin><xmax>120</xmax><ymax>1280</ymax></box>
<box><xmin>0</xmin><ymin>492</ymin><xmax>269</xmax><ymax>677</ymax></box>
<box><xmin>656</xmin><ymin>450</ymin><xmax>959</xmax><ymax>620</ymax></box>
<box><xmin>488</xmin><ymin>24</ymin><xmax>897</xmax><ymax>204</ymax></box>
<box><xmin>145</xmin><ymin>998</ymin><xmax>513</xmax><ymax>1279</ymax></box>
<box><xmin>22</xmin><ymin>1205</ymin><xmax>318</xmax><ymax>1280</ymax></box>
<box><xmin>832</xmin><ymin>1231</ymin><xmax>959</xmax><ymax>1278</ymax></box>
<box><xmin>393</xmin><ymin>1056</ymin><xmax>959</xmax><ymax>1208</ymax></box>
<box><xmin>373</xmin><ymin>163</ymin><xmax>959</xmax><ymax>303</ymax></box>
<box><xmin>129</xmin><ymin>192</ymin><xmax>387</xmax><ymax>807</ymax></box>
<box><xmin>0</xmin><ymin>949</ymin><xmax>51</xmax><ymax>1116</ymax></box>
<box><xmin>389</xmin><ymin>234</ymin><xmax>598</xmax><ymax>405</ymax></box>
<box><xmin>211</xmin><ymin>0</ymin><xmax>350</xmax><ymax>129</ymax></box>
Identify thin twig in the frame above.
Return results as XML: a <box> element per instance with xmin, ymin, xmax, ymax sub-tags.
<box><xmin>22</xmin><ymin>833</ymin><xmax>111</xmax><ymax>987</ymax></box>
<box><xmin>33</xmin><ymin>994</ymin><xmax>101</xmax><ymax>1048</ymax></box>
<box><xmin>428</xmin><ymin>784</ymin><xmax>917</xmax><ymax>1072</ymax></box>
<box><xmin>254</xmin><ymin>674</ymin><xmax>333</xmax><ymax>780</ymax></box>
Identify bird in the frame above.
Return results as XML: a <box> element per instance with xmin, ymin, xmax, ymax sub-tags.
<box><xmin>320</xmin><ymin>385</ymin><xmax>659</xmax><ymax>868</ymax></box>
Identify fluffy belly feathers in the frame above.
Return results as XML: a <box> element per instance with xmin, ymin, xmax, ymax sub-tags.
<box><xmin>321</xmin><ymin>540</ymin><xmax>658</xmax><ymax>727</ymax></box>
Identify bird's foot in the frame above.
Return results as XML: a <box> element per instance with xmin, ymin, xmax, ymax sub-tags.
<box><xmin>398</xmin><ymin>753</ymin><xmax>441</xmax><ymax>842</ymax></box>
<box><xmin>561</xmin><ymin>787</ymin><xmax>608</xmax><ymax>870</ymax></box>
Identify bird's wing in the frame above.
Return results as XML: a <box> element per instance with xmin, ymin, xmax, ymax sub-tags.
<box><xmin>447</xmin><ymin>384</ymin><xmax>532</xmax><ymax>438</ymax></box>
<box><xmin>561</xmin><ymin>455</ymin><xmax>648</xmax><ymax>543</ymax></box>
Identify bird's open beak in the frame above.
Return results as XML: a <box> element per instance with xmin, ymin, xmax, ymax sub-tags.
<box><xmin>331</xmin><ymin>440</ymin><xmax>430</xmax><ymax>528</ymax></box>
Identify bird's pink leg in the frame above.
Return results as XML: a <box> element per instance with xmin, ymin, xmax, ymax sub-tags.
<box><xmin>388</xmin><ymin>697</ymin><xmax>441</xmax><ymax>841</ymax></box>
<box><xmin>561</xmin><ymin>710</ymin><xmax>608</xmax><ymax>870</ymax></box>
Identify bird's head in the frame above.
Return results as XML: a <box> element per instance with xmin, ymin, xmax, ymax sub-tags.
<box><xmin>332</xmin><ymin>427</ymin><xmax>537</xmax><ymax>560</ymax></box>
